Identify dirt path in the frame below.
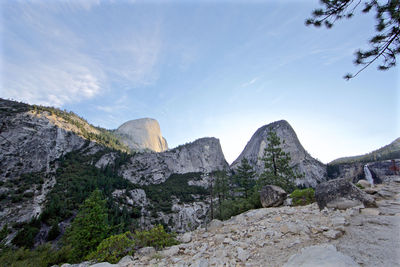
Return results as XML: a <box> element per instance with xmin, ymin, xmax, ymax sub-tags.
<box><xmin>333</xmin><ymin>176</ymin><xmax>400</xmax><ymax>267</ymax></box>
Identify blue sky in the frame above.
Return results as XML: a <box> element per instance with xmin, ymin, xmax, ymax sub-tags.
<box><xmin>1</xmin><ymin>0</ymin><xmax>399</xmax><ymax>164</ymax></box>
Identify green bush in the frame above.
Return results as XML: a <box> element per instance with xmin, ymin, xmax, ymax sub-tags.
<box><xmin>0</xmin><ymin>244</ymin><xmax>71</xmax><ymax>267</ymax></box>
<box><xmin>214</xmin><ymin>188</ymin><xmax>262</xmax><ymax>220</ymax></box>
<box><xmin>87</xmin><ymin>232</ymin><xmax>135</xmax><ymax>264</ymax></box>
<box><xmin>356</xmin><ymin>183</ymin><xmax>365</xmax><ymax>190</ymax></box>
<box><xmin>290</xmin><ymin>188</ymin><xmax>315</xmax><ymax>206</ymax></box>
<box><xmin>133</xmin><ymin>225</ymin><xmax>178</xmax><ymax>250</ymax></box>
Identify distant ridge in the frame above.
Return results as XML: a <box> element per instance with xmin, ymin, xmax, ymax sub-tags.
<box><xmin>330</xmin><ymin>137</ymin><xmax>400</xmax><ymax>165</ymax></box>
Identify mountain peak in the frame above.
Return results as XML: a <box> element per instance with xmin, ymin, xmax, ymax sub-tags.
<box><xmin>116</xmin><ymin>118</ymin><xmax>168</xmax><ymax>152</ymax></box>
<box><xmin>231</xmin><ymin>120</ymin><xmax>326</xmax><ymax>187</ymax></box>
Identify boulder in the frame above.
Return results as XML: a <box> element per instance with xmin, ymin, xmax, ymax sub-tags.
<box><xmin>208</xmin><ymin>219</ymin><xmax>223</xmax><ymax>232</ymax></box>
<box><xmin>135</xmin><ymin>247</ymin><xmax>156</xmax><ymax>258</ymax></box>
<box><xmin>357</xmin><ymin>179</ymin><xmax>371</xmax><ymax>188</ymax></box>
<box><xmin>315</xmin><ymin>179</ymin><xmax>376</xmax><ymax>210</ymax></box>
<box><xmin>260</xmin><ymin>185</ymin><xmax>287</xmax><ymax>208</ymax></box>
<box><xmin>117</xmin><ymin>255</ymin><xmax>134</xmax><ymax>267</ymax></box>
<box><xmin>179</xmin><ymin>232</ymin><xmax>192</xmax><ymax>243</ymax></box>
<box><xmin>283</xmin><ymin>244</ymin><xmax>359</xmax><ymax>267</ymax></box>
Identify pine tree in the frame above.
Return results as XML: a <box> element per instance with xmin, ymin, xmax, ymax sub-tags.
<box><xmin>65</xmin><ymin>189</ymin><xmax>110</xmax><ymax>262</ymax></box>
<box><xmin>306</xmin><ymin>0</ymin><xmax>400</xmax><ymax>79</ymax></box>
<box><xmin>259</xmin><ymin>131</ymin><xmax>300</xmax><ymax>193</ymax></box>
<box><xmin>213</xmin><ymin>171</ymin><xmax>230</xmax><ymax>218</ymax></box>
<box><xmin>234</xmin><ymin>158</ymin><xmax>256</xmax><ymax>199</ymax></box>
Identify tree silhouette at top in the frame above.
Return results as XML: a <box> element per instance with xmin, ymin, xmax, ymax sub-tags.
<box><xmin>306</xmin><ymin>0</ymin><xmax>400</xmax><ymax>79</ymax></box>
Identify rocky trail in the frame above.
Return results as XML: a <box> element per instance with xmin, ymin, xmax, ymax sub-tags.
<box><xmin>63</xmin><ymin>176</ymin><xmax>400</xmax><ymax>267</ymax></box>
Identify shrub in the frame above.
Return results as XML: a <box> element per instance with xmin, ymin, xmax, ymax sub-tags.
<box><xmin>356</xmin><ymin>183</ymin><xmax>365</xmax><ymax>190</ymax></box>
<box><xmin>290</xmin><ymin>188</ymin><xmax>315</xmax><ymax>206</ymax></box>
<box><xmin>133</xmin><ymin>225</ymin><xmax>178</xmax><ymax>250</ymax></box>
<box><xmin>87</xmin><ymin>232</ymin><xmax>135</xmax><ymax>264</ymax></box>
<box><xmin>0</xmin><ymin>244</ymin><xmax>71</xmax><ymax>267</ymax></box>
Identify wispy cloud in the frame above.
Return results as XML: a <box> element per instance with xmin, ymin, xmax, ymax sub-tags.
<box><xmin>0</xmin><ymin>0</ymin><xmax>162</xmax><ymax>107</ymax></box>
<box><xmin>241</xmin><ymin>77</ymin><xmax>258</xmax><ymax>87</ymax></box>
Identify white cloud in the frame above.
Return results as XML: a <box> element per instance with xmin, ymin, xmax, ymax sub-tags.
<box><xmin>2</xmin><ymin>61</ymin><xmax>103</xmax><ymax>107</ymax></box>
<box><xmin>1</xmin><ymin>0</ymin><xmax>163</xmax><ymax>107</ymax></box>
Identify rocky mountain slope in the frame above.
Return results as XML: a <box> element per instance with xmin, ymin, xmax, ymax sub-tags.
<box><xmin>330</xmin><ymin>137</ymin><xmax>400</xmax><ymax>165</ymax></box>
<box><xmin>231</xmin><ymin>120</ymin><xmax>327</xmax><ymax>188</ymax></box>
<box><xmin>0</xmin><ymin>99</ymin><xmax>229</xmax><ymax>235</ymax></box>
<box><xmin>114</xmin><ymin>137</ymin><xmax>229</xmax><ymax>185</ymax></box>
<box><xmin>65</xmin><ymin>175</ymin><xmax>400</xmax><ymax>267</ymax></box>
<box><xmin>115</xmin><ymin>118</ymin><xmax>168</xmax><ymax>152</ymax></box>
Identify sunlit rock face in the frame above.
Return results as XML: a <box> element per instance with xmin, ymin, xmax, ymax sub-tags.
<box><xmin>231</xmin><ymin>120</ymin><xmax>327</xmax><ymax>188</ymax></box>
<box><xmin>116</xmin><ymin>118</ymin><xmax>168</xmax><ymax>152</ymax></box>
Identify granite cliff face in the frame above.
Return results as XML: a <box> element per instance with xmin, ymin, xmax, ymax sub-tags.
<box><xmin>0</xmin><ymin>100</ymin><xmax>87</xmax><ymax>180</ymax></box>
<box><xmin>0</xmin><ymin>99</ymin><xmax>99</xmax><ymax>226</ymax></box>
<box><xmin>104</xmin><ymin>137</ymin><xmax>229</xmax><ymax>185</ymax></box>
<box><xmin>231</xmin><ymin>120</ymin><xmax>327</xmax><ymax>188</ymax></box>
<box><xmin>116</xmin><ymin>118</ymin><xmax>168</xmax><ymax>152</ymax></box>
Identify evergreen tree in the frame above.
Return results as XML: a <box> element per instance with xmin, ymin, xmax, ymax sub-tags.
<box><xmin>234</xmin><ymin>158</ymin><xmax>256</xmax><ymax>199</ymax></box>
<box><xmin>259</xmin><ymin>131</ymin><xmax>300</xmax><ymax>193</ymax></box>
<box><xmin>213</xmin><ymin>171</ymin><xmax>230</xmax><ymax>218</ymax></box>
<box><xmin>306</xmin><ymin>0</ymin><xmax>400</xmax><ymax>79</ymax></box>
<box><xmin>65</xmin><ymin>189</ymin><xmax>110</xmax><ymax>262</ymax></box>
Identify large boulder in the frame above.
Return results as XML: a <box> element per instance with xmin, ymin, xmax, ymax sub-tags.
<box><xmin>315</xmin><ymin>178</ymin><xmax>376</xmax><ymax>210</ymax></box>
<box><xmin>260</xmin><ymin>185</ymin><xmax>287</xmax><ymax>208</ymax></box>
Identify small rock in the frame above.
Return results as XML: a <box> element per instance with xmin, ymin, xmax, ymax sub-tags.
<box><xmin>364</xmin><ymin>188</ymin><xmax>378</xmax><ymax>194</ymax></box>
<box><xmin>208</xmin><ymin>219</ymin><xmax>223</xmax><ymax>232</ymax></box>
<box><xmin>118</xmin><ymin>255</ymin><xmax>134</xmax><ymax>267</ymax></box>
<box><xmin>180</xmin><ymin>232</ymin><xmax>192</xmax><ymax>243</ymax></box>
<box><xmin>361</xmin><ymin>208</ymin><xmax>380</xmax><ymax>216</ymax></box>
<box><xmin>161</xmin><ymin>245</ymin><xmax>180</xmax><ymax>257</ymax></box>
<box><xmin>331</xmin><ymin>216</ymin><xmax>348</xmax><ymax>227</ymax></box>
<box><xmin>357</xmin><ymin>179</ymin><xmax>371</xmax><ymax>188</ymax></box>
<box><xmin>190</xmin><ymin>258</ymin><xmax>209</xmax><ymax>267</ymax></box>
<box><xmin>323</xmin><ymin>229</ymin><xmax>343</xmax><ymax>240</ymax></box>
<box><xmin>237</xmin><ymin>247</ymin><xmax>249</xmax><ymax>262</ymax></box>
<box><xmin>135</xmin><ymin>247</ymin><xmax>156</xmax><ymax>258</ymax></box>
<box><xmin>223</xmin><ymin>237</ymin><xmax>233</xmax><ymax>244</ymax></box>
<box><xmin>280</xmin><ymin>224</ymin><xmax>289</xmax><ymax>234</ymax></box>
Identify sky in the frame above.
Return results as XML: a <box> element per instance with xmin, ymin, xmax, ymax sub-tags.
<box><xmin>1</xmin><ymin>0</ymin><xmax>399</xmax><ymax>164</ymax></box>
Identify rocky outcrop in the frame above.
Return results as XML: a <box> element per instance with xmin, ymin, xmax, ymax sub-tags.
<box><xmin>315</xmin><ymin>178</ymin><xmax>376</xmax><ymax>210</ymax></box>
<box><xmin>0</xmin><ymin>99</ymin><xmax>93</xmax><ymax>226</ymax></box>
<box><xmin>115</xmin><ymin>118</ymin><xmax>168</xmax><ymax>152</ymax></box>
<box><xmin>0</xmin><ymin>100</ymin><xmax>87</xmax><ymax>180</ymax></box>
<box><xmin>260</xmin><ymin>185</ymin><xmax>287</xmax><ymax>207</ymax></box>
<box><xmin>328</xmin><ymin>159</ymin><xmax>399</xmax><ymax>183</ymax></box>
<box><xmin>118</xmin><ymin>137</ymin><xmax>229</xmax><ymax>185</ymax></box>
<box><xmin>231</xmin><ymin>120</ymin><xmax>327</xmax><ymax>188</ymax></box>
